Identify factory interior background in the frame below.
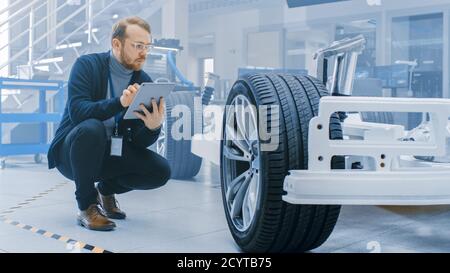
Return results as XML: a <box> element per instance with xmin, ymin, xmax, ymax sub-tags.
<box><xmin>1</xmin><ymin>0</ymin><xmax>450</xmax><ymax>253</ymax></box>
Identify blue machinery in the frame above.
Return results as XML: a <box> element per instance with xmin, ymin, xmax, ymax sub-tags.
<box><xmin>0</xmin><ymin>78</ymin><xmax>65</xmax><ymax>169</ymax></box>
<box><xmin>167</xmin><ymin>51</ymin><xmax>194</xmax><ymax>88</ymax></box>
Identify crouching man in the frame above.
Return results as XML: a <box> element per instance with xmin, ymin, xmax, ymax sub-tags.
<box><xmin>47</xmin><ymin>16</ymin><xmax>171</xmax><ymax>231</ymax></box>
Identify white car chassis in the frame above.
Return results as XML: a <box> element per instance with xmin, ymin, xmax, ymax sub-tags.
<box><xmin>284</xmin><ymin>96</ymin><xmax>450</xmax><ymax>206</ymax></box>
<box><xmin>193</xmin><ymin>95</ymin><xmax>450</xmax><ymax>206</ymax></box>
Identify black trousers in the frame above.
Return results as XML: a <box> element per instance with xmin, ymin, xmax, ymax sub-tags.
<box><xmin>56</xmin><ymin>119</ymin><xmax>171</xmax><ymax>210</ymax></box>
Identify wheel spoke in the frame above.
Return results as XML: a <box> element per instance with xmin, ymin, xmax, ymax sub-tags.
<box><xmin>248</xmin><ymin>104</ymin><xmax>258</xmax><ymax>142</ymax></box>
<box><xmin>249</xmin><ymin>120</ymin><xmax>258</xmax><ymax>143</ymax></box>
<box><xmin>242</xmin><ymin>172</ymin><xmax>259</xmax><ymax>228</ymax></box>
<box><xmin>231</xmin><ymin>138</ymin><xmax>251</xmax><ymax>158</ymax></box>
<box><xmin>231</xmin><ymin>173</ymin><xmax>252</xmax><ymax>218</ymax></box>
<box><xmin>226</xmin><ymin>170</ymin><xmax>251</xmax><ymax>202</ymax></box>
<box><xmin>242</xmin><ymin>186</ymin><xmax>251</xmax><ymax>228</ymax></box>
<box><xmin>251</xmin><ymin>155</ymin><xmax>260</xmax><ymax>170</ymax></box>
<box><xmin>235</xmin><ymin>98</ymin><xmax>250</xmax><ymax>145</ymax></box>
<box><xmin>225</xmin><ymin>123</ymin><xmax>251</xmax><ymax>159</ymax></box>
<box><xmin>247</xmin><ymin>173</ymin><xmax>259</xmax><ymax>213</ymax></box>
<box><xmin>223</xmin><ymin>146</ymin><xmax>250</xmax><ymax>162</ymax></box>
<box><xmin>225</xmin><ymin>104</ymin><xmax>236</xmax><ymax>129</ymax></box>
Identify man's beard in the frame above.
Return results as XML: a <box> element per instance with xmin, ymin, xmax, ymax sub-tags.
<box><xmin>119</xmin><ymin>47</ymin><xmax>146</xmax><ymax>71</ymax></box>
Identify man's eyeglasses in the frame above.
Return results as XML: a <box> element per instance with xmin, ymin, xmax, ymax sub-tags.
<box><xmin>130</xmin><ymin>42</ymin><xmax>153</xmax><ymax>52</ymax></box>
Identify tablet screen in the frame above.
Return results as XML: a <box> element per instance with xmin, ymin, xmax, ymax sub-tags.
<box><xmin>123</xmin><ymin>82</ymin><xmax>175</xmax><ymax>119</ymax></box>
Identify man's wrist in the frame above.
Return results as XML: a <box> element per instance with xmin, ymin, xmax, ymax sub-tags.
<box><xmin>119</xmin><ymin>96</ymin><xmax>126</xmax><ymax>108</ymax></box>
<box><xmin>114</xmin><ymin>97</ymin><xmax>125</xmax><ymax>111</ymax></box>
<box><xmin>148</xmin><ymin>124</ymin><xmax>162</xmax><ymax>132</ymax></box>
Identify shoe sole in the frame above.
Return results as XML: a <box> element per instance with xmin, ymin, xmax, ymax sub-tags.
<box><xmin>105</xmin><ymin>213</ymin><xmax>126</xmax><ymax>220</ymax></box>
<box><xmin>98</xmin><ymin>207</ymin><xmax>126</xmax><ymax>220</ymax></box>
<box><xmin>77</xmin><ymin>218</ymin><xmax>116</xmax><ymax>231</ymax></box>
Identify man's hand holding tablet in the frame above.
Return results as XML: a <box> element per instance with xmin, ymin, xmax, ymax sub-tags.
<box><xmin>134</xmin><ymin>97</ymin><xmax>165</xmax><ymax>130</ymax></box>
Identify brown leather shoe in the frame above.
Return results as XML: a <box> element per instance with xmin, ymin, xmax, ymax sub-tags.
<box><xmin>96</xmin><ymin>186</ymin><xmax>127</xmax><ymax>220</ymax></box>
<box><xmin>77</xmin><ymin>204</ymin><xmax>116</xmax><ymax>231</ymax></box>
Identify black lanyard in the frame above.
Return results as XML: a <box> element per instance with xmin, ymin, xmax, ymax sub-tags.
<box><xmin>108</xmin><ymin>70</ymin><xmax>121</xmax><ymax>137</ymax></box>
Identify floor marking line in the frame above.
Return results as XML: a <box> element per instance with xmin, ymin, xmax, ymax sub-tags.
<box><xmin>0</xmin><ymin>181</ymin><xmax>111</xmax><ymax>253</ymax></box>
<box><xmin>1</xmin><ymin>217</ymin><xmax>112</xmax><ymax>253</ymax></box>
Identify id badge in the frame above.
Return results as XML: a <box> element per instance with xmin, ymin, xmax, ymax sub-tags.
<box><xmin>110</xmin><ymin>136</ymin><xmax>123</xmax><ymax>157</ymax></box>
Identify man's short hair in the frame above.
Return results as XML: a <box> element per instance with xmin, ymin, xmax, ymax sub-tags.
<box><xmin>111</xmin><ymin>16</ymin><xmax>151</xmax><ymax>43</ymax></box>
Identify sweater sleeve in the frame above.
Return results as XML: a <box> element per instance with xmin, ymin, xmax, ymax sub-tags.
<box><xmin>120</xmin><ymin>117</ymin><xmax>161</xmax><ymax>148</ymax></box>
<box><xmin>68</xmin><ymin>57</ymin><xmax>124</xmax><ymax>124</ymax></box>
<box><xmin>132</xmin><ymin>125</ymin><xmax>162</xmax><ymax>148</ymax></box>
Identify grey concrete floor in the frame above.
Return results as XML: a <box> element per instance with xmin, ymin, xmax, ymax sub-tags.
<box><xmin>1</xmin><ymin>155</ymin><xmax>450</xmax><ymax>253</ymax></box>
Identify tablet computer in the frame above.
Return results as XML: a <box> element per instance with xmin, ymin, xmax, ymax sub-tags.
<box><xmin>123</xmin><ymin>82</ymin><xmax>175</xmax><ymax>120</ymax></box>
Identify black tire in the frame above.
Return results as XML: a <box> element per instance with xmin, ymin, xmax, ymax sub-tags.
<box><xmin>161</xmin><ymin>91</ymin><xmax>203</xmax><ymax>179</ymax></box>
<box><xmin>360</xmin><ymin>112</ymin><xmax>394</xmax><ymax>124</ymax></box>
<box><xmin>221</xmin><ymin>73</ymin><xmax>344</xmax><ymax>253</ymax></box>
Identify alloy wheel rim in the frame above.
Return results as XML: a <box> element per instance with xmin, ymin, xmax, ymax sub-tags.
<box><xmin>223</xmin><ymin>95</ymin><xmax>261</xmax><ymax>232</ymax></box>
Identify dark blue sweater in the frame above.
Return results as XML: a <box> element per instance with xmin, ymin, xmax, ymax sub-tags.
<box><xmin>47</xmin><ymin>51</ymin><xmax>161</xmax><ymax>169</ymax></box>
